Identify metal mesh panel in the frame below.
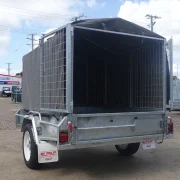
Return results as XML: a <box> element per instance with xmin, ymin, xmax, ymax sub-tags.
<box><xmin>130</xmin><ymin>43</ymin><xmax>163</xmax><ymax>109</ymax></box>
<box><xmin>40</xmin><ymin>28</ymin><xmax>66</xmax><ymax>111</ymax></box>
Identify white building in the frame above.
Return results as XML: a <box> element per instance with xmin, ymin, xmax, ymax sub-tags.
<box><xmin>0</xmin><ymin>74</ymin><xmax>22</xmax><ymax>92</ymax></box>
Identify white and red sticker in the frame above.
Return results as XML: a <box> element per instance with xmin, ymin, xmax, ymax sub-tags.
<box><xmin>38</xmin><ymin>149</ymin><xmax>58</xmax><ymax>163</ymax></box>
<box><xmin>40</xmin><ymin>150</ymin><xmax>57</xmax><ymax>161</ymax></box>
<box><xmin>38</xmin><ymin>142</ymin><xmax>58</xmax><ymax>163</ymax></box>
<box><xmin>40</xmin><ymin>150</ymin><xmax>57</xmax><ymax>157</ymax></box>
<box><xmin>142</xmin><ymin>140</ymin><xmax>156</xmax><ymax>150</ymax></box>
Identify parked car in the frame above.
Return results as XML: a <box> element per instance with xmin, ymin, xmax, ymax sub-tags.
<box><xmin>1</xmin><ymin>87</ymin><xmax>11</xmax><ymax>97</ymax></box>
<box><xmin>11</xmin><ymin>87</ymin><xmax>22</xmax><ymax>102</ymax></box>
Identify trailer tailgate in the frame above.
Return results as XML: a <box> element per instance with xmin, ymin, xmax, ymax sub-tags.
<box><xmin>73</xmin><ymin>112</ymin><xmax>165</xmax><ymax>143</ymax></box>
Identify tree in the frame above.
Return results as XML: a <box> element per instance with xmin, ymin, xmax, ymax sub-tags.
<box><xmin>173</xmin><ymin>76</ymin><xmax>179</xmax><ymax>80</ymax></box>
<box><xmin>16</xmin><ymin>72</ymin><xmax>22</xmax><ymax>76</ymax></box>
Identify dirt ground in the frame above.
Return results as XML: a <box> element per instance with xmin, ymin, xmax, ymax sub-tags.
<box><xmin>1</xmin><ymin>98</ymin><xmax>180</xmax><ymax>180</ymax></box>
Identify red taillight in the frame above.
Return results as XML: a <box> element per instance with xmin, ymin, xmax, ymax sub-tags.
<box><xmin>68</xmin><ymin>121</ymin><xmax>73</xmax><ymax>133</ymax></box>
<box><xmin>59</xmin><ymin>132</ymin><xmax>68</xmax><ymax>143</ymax></box>
<box><xmin>167</xmin><ymin>117</ymin><xmax>173</xmax><ymax>134</ymax></box>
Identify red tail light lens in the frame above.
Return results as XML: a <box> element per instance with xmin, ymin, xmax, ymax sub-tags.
<box><xmin>59</xmin><ymin>132</ymin><xmax>68</xmax><ymax>143</ymax></box>
<box><xmin>167</xmin><ymin>117</ymin><xmax>173</xmax><ymax>134</ymax></box>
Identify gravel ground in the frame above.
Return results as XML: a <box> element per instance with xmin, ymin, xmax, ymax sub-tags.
<box><xmin>0</xmin><ymin>98</ymin><xmax>180</xmax><ymax>180</ymax></box>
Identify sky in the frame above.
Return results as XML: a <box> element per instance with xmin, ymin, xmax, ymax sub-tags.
<box><xmin>0</xmin><ymin>0</ymin><xmax>179</xmax><ymax>76</ymax></box>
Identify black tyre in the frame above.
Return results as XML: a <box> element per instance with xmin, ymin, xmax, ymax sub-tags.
<box><xmin>115</xmin><ymin>143</ymin><xmax>140</xmax><ymax>156</ymax></box>
<box><xmin>22</xmin><ymin>124</ymin><xmax>40</xmax><ymax>169</ymax></box>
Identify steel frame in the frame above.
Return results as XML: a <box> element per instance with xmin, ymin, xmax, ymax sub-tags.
<box><xmin>163</xmin><ymin>40</ymin><xmax>167</xmax><ymax>110</ymax></box>
<box><xmin>16</xmin><ymin>108</ymin><xmax>166</xmax><ymax>151</ymax></box>
<box><xmin>166</xmin><ymin>38</ymin><xmax>173</xmax><ymax>110</ymax></box>
<box><xmin>16</xmin><ymin>110</ymin><xmax>67</xmax><ymax>149</ymax></box>
<box><xmin>58</xmin><ymin>133</ymin><xmax>164</xmax><ymax>150</ymax></box>
<box><xmin>73</xmin><ymin>26</ymin><xmax>165</xmax><ymax>41</ymax></box>
<box><xmin>73</xmin><ymin>26</ymin><xmax>166</xmax><ymax>111</ymax></box>
<box><xmin>39</xmin><ymin>24</ymin><xmax>166</xmax><ymax>113</ymax></box>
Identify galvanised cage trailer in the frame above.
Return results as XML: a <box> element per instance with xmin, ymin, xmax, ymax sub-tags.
<box><xmin>16</xmin><ymin>18</ymin><xmax>173</xmax><ymax>169</ymax></box>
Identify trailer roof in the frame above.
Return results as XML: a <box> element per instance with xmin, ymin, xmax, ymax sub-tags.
<box><xmin>72</xmin><ymin>18</ymin><xmax>164</xmax><ymax>39</ymax></box>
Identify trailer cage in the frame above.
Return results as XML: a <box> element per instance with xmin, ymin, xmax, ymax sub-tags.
<box><xmin>16</xmin><ymin>18</ymin><xmax>173</xmax><ymax>169</ymax></box>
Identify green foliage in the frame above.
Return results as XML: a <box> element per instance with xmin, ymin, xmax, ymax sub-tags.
<box><xmin>15</xmin><ymin>72</ymin><xmax>22</xmax><ymax>76</ymax></box>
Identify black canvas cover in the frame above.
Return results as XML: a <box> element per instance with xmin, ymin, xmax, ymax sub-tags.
<box><xmin>73</xmin><ymin>18</ymin><xmax>164</xmax><ymax>39</ymax></box>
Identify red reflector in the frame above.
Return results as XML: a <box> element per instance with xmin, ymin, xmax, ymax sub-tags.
<box><xmin>68</xmin><ymin>121</ymin><xmax>72</xmax><ymax>133</ymax></box>
<box><xmin>59</xmin><ymin>132</ymin><xmax>68</xmax><ymax>143</ymax></box>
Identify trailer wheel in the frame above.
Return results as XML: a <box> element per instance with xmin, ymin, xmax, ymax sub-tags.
<box><xmin>22</xmin><ymin>124</ymin><xmax>40</xmax><ymax>169</ymax></box>
<box><xmin>115</xmin><ymin>143</ymin><xmax>140</xmax><ymax>156</ymax></box>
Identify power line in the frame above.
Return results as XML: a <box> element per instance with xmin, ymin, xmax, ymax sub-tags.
<box><xmin>27</xmin><ymin>34</ymin><xmax>39</xmax><ymax>50</ymax></box>
<box><xmin>0</xmin><ymin>25</ymin><xmax>42</xmax><ymax>33</ymax></box>
<box><xmin>0</xmin><ymin>25</ymin><xmax>49</xmax><ymax>36</ymax></box>
<box><xmin>0</xmin><ymin>29</ymin><xmax>38</xmax><ymax>35</ymax></box>
<box><xmin>0</xmin><ymin>3</ymin><xmax>78</xmax><ymax>17</ymax></box>
<box><xmin>0</xmin><ymin>9</ymin><xmax>72</xmax><ymax>20</ymax></box>
<box><xmin>177</xmin><ymin>64</ymin><xmax>179</xmax><ymax>78</ymax></box>
<box><xmin>0</xmin><ymin>25</ymin><xmax>41</xmax><ymax>31</ymax></box>
<box><xmin>145</xmin><ymin>14</ymin><xmax>161</xmax><ymax>32</ymax></box>
<box><xmin>6</xmin><ymin>63</ymin><xmax>12</xmax><ymax>75</ymax></box>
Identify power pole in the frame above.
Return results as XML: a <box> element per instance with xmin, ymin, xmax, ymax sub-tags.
<box><xmin>71</xmin><ymin>14</ymin><xmax>85</xmax><ymax>22</ymax></box>
<box><xmin>177</xmin><ymin>64</ymin><xmax>179</xmax><ymax>78</ymax></box>
<box><xmin>26</xmin><ymin>34</ymin><xmax>38</xmax><ymax>50</ymax></box>
<box><xmin>6</xmin><ymin>62</ymin><xmax>12</xmax><ymax>75</ymax></box>
<box><xmin>145</xmin><ymin>14</ymin><xmax>161</xmax><ymax>32</ymax></box>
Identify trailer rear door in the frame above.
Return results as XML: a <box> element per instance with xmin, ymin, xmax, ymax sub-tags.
<box><xmin>72</xmin><ymin>112</ymin><xmax>165</xmax><ymax>144</ymax></box>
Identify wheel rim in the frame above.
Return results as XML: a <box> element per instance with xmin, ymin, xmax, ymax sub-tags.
<box><xmin>118</xmin><ymin>144</ymin><xmax>128</xmax><ymax>149</ymax></box>
<box><xmin>24</xmin><ymin>131</ymin><xmax>31</xmax><ymax>161</ymax></box>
